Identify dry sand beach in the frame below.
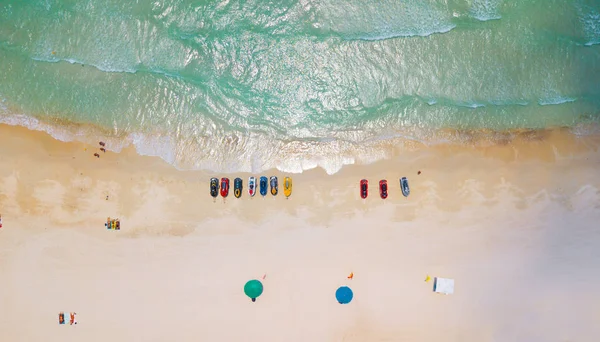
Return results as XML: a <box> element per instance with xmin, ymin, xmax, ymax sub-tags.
<box><xmin>1</xmin><ymin>123</ymin><xmax>600</xmax><ymax>341</ymax></box>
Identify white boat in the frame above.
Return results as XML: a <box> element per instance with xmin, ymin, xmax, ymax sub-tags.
<box><xmin>248</xmin><ymin>176</ymin><xmax>256</xmax><ymax>197</ymax></box>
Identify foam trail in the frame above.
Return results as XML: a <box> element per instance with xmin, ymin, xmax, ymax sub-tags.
<box><xmin>31</xmin><ymin>56</ymin><xmax>138</xmax><ymax>74</ymax></box>
<box><xmin>350</xmin><ymin>24</ymin><xmax>457</xmax><ymax>41</ymax></box>
<box><xmin>538</xmin><ymin>97</ymin><xmax>576</xmax><ymax>106</ymax></box>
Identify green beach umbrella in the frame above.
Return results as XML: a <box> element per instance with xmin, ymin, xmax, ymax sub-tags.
<box><xmin>244</xmin><ymin>279</ymin><xmax>264</xmax><ymax>302</ymax></box>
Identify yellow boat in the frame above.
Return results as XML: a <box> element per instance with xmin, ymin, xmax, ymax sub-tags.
<box><xmin>284</xmin><ymin>177</ymin><xmax>292</xmax><ymax>198</ymax></box>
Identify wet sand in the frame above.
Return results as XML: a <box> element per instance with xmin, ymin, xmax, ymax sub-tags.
<box><xmin>0</xmin><ymin>123</ymin><xmax>599</xmax><ymax>341</ymax></box>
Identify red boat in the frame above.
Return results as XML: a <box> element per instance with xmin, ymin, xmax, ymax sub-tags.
<box><xmin>360</xmin><ymin>179</ymin><xmax>368</xmax><ymax>199</ymax></box>
<box><xmin>379</xmin><ymin>180</ymin><xmax>388</xmax><ymax>199</ymax></box>
<box><xmin>220</xmin><ymin>178</ymin><xmax>230</xmax><ymax>198</ymax></box>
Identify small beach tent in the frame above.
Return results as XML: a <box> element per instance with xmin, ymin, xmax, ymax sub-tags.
<box><xmin>433</xmin><ymin>277</ymin><xmax>454</xmax><ymax>295</ymax></box>
<box><xmin>244</xmin><ymin>279</ymin><xmax>264</xmax><ymax>302</ymax></box>
<box><xmin>335</xmin><ymin>286</ymin><xmax>353</xmax><ymax>304</ymax></box>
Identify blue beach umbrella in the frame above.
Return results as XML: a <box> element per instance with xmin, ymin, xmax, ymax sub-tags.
<box><xmin>335</xmin><ymin>286</ymin><xmax>353</xmax><ymax>304</ymax></box>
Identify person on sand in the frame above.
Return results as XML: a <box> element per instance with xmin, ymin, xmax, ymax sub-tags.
<box><xmin>99</xmin><ymin>141</ymin><xmax>106</xmax><ymax>147</ymax></box>
<box><xmin>0</xmin><ymin>214</ymin><xmax>3</xmax><ymax>228</ymax></box>
<box><xmin>100</xmin><ymin>148</ymin><xmax>106</xmax><ymax>153</ymax></box>
<box><xmin>59</xmin><ymin>312</ymin><xmax>65</xmax><ymax>324</ymax></box>
<box><xmin>94</xmin><ymin>153</ymin><xmax>100</xmax><ymax>158</ymax></box>
<box><xmin>69</xmin><ymin>312</ymin><xmax>76</xmax><ymax>325</ymax></box>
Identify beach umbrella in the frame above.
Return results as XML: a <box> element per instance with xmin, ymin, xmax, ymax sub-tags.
<box><xmin>335</xmin><ymin>286</ymin><xmax>353</xmax><ymax>304</ymax></box>
<box><xmin>244</xmin><ymin>279</ymin><xmax>264</xmax><ymax>302</ymax></box>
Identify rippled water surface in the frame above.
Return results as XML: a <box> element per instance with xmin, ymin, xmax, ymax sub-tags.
<box><xmin>1</xmin><ymin>0</ymin><xmax>599</xmax><ymax>173</ymax></box>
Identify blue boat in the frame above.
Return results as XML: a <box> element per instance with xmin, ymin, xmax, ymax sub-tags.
<box><xmin>259</xmin><ymin>176</ymin><xmax>268</xmax><ymax>197</ymax></box>
<box><xmin>400</xmin><ymin>177</ymin><xmax>410</xmax><ymax>197</ymax></box>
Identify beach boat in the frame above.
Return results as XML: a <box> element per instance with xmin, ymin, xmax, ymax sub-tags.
<box><xmin>400</xmin><ymin>177</ymin><xmax>410</xmax><ymax>197</ymax></box>
<box><xmin>248</xmin><ymin>176</ymin><xmax>256</xmax><ymax>197</ymax></box>
<box><xmin>220</xmin><ymin>178</ymin><xmax>230</xmax><ymax>198</ymax></box>
<box><xmin>284</xmin><ymin>177</ymin><xmax>292</xmax><ymax>198</ymax></box>
<box><xmin>210</xmin><ymin>177</ymin><xmax>219</xmax><ymax>198</ymax></box>
<box><xmin>234</xmin><ymin>177</ymin><xmax>243</xmax><ymax>198</ymax></box>
<box><xmin>360</xmin><ymin>179</ymin><xmax>368</xmax><ymax>199</ymax></box>
<box><xmin>259</xmin><ymin>176</ymin><xmax>268</xmax><ymax>197</ymax></box>
<box><xmin>379</xmin><ymin>179</ymin><xmax>388</xmax><ymax>199</ymax></box>
<box><xmin>270</xmin><ymin>176</ymin><xmax>278</xmax><ymax>196</ymax></box>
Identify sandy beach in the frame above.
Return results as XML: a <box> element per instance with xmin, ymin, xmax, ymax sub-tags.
<box><xmin>1</xmin><ymin>123</ymin><xmax>600</xmax><ymax>342</ymax></box>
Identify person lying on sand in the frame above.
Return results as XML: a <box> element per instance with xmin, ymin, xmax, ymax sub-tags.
<box><xmin>70</xmin><ymin>312</ymin><xmax>77</xmax><ymax>325</ymax></box>
<box><xmin>99</xmin><ymin>141</ymin><xmax>106</xmax><ymax>147</ymax></box>
<box><xmin>94</xmin><ymin>153</ymin><xmax>100</xmax><ymax>158</ymax></box>
<box><xmin>100</xmin><ymin>148</ymin><xmax>106</xmax><ymax>153</ymax></box>
<box><xmin>58</xmin><ymin>312</ymin><xmax>65</xmax><ymax>324</ymax></box>
<box><xmin>0</xmin><ymin>214</ymin><xmax>2</xmax><ymax>228</ymax></box>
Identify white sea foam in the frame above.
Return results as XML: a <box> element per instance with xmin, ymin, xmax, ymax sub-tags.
<box><xmin>538</xmin><ymin>96</ymin><xmax>576</xmax><ymax>106</ymax></box>
<box><xmin>353</xmin><ymin>24</ymin><xmax>457</xmax><ymax>41</ymax></box>
<box><xmin>0</xmin><ymin>112</ymin><xmax>132</xmax><ymax>152</ymax></box>
<box><xmin>31</xmin><ymin>56</ymin><xmax>138</xmax><ymax>74</ymax></box>
<box><xmin>576</xmin><ymin>2</ymin><xmax>600</xmax><ymax>46</ymax></box>
<box><xmin>316</xmin><ymin>0</ymin><xmax>458</xmax><ymax>41</ymax></box>
<box><xmin>130</xmin><ymin>133</ymin><xmax>177</xmax><ymax>165</ymax></box>
<box><xmin>469</xmin><ymin>0</ymin><xmax>502</xmax><ymax>21</ymax></box>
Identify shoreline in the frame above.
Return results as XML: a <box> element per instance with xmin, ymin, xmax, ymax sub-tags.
<box><xmin>1</xmin><ymin>121</ymin><xmax>599</xmax><ymax>231</ymax></box>
<box><xmin>1</xmin><ymin>111</ymin><xmax>599</xmax><ymax>175</ymax></box>
<box><xmin>1</xmin><ymin>123</ymin><xmax>600</xmax><ymax>341</ymax></box>
<box><xmin>1</xmin><ymin>122</ymin><xmax>599</xmax><ymax>218</ymax></box>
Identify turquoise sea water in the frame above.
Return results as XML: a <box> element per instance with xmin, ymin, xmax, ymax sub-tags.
<box><xmin>0</xmin><ymin>0</ymin><xmax>599</xmax><ymax>173</ymax></box>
